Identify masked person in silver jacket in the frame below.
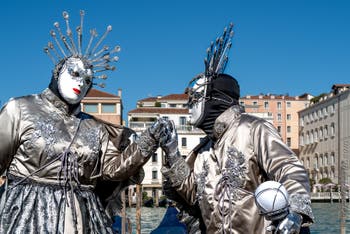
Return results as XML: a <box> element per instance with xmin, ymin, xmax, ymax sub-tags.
<box><xmin>160</xmin><ymin>24</ymin><xmax>314</xmax><ymax>234</ymax></box>
<box><xmin>0</xmin><ymin>11</ymin><xmax>170</xmax><ymax>234</ymax></box>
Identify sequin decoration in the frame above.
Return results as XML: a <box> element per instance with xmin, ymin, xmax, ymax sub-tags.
<box><xmin>289</xmin><ymin>193</ymin><xmax>315</xmax><ymax>221</ymax></box>
<box><xmin>30</xmin><ymin>117</ymin><xmax>62</xmax><ymax>158</ymax></box>
<box><xmin>215</xmin><ymin>146</ymin><xmax>247</xmax><ymax>203</ymax></box>
<box><xmin>195</xmin><ymin>160</ymin><xmax>209</xmax><ymax>201</ymax></box>
<box><xmin>78</xmin><ymin>127</ymin><xmax>100</xmax><ymax>157</ymax></box>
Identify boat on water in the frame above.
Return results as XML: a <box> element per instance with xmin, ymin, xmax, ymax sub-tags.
<box><xmin>150</xmin><ymin>205</ymin><xmax>187</xmax><ymax>234</ymax></box>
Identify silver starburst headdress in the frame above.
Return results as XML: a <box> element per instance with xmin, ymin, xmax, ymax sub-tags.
<box><xmin>44</xmin><ymin>10</ymin><xmax>120</xmax><ymax>88</ymax></box>
<box><xmin>204</xmin><ymin>23</ymin><xmax>234</xmax><ymax>77</ymax></box>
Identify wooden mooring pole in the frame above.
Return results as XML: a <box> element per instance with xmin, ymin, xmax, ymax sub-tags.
<box><xmin>136</xmin><ymin>184</ymin><xmax>142</xmax><ymax>234</ymax></box>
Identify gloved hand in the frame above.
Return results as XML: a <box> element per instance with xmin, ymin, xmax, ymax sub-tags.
<box><xmin>136</xmin><ymin>118</ymin><xmax>169</xmax><ymax>157</ymax></box>
<box><xmin>159</xmin><ymin>120</ymin><xmax>181</xmax><ymax>167</ymax></box>
<box><xmin>267</xmin><ymin>211</ymin><xmax>303</xmax><ymax>234</ymax></box>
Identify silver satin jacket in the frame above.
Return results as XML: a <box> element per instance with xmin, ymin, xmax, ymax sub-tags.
<box><xmin>0</xmin><ymin>88</ymin><xmax>150</xmax><ymax>233</ymax></box>
<box><xmin>163</xmin><ymin>105</ymin><xmax>314</xmax><ymax>234</ymax></box>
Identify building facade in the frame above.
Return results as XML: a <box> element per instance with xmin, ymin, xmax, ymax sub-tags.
<box><xmin>81</xmin><ymin>88</ymin><xmax>122</xmax><ymax>125</ymax></box>
<box><xmin>128</xmin><ymin>94</ymin><xmax>206</xmax><ymax>202</ymax></box>
<box><xmin>239</xmin><ymin>94</ymin><xmax>312</xmax><ymax>152</ymax></box>
<box><xmin>299</xmin><ymin>85</ymin><xmax>350</xmax><ymax>187</ymax></box>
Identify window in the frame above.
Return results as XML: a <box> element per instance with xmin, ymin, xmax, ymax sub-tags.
<box><xmin>253</xmin><ymin>101</ymin><xmax>258</xmax><ymax>106</ymax></box>
<box><xmin>287</xmin><ymin>137</ymin><xmax>291</xmax><ymax>147</ymax></box>
<box><xmin>181</xmin><ymin>137</ymin><xmax>187</xmax><ymax>147</ymax></box>
<box><xmin>330</xmin><ymin>123</ymin><xmax>335</xmax><ymax>136</ymax></box>
<box><xmin>268</xmin><ymin>112</ymin><xmax>273</xmax><ymax>117</ymax></box>
<box><xmin>300</xmin><ymin>117</ymin><xmax>304</xmax><ymax>127</ymax></box>
<box><xmin>152</xmin><ymin>169</ymin><xmax>158</xmax><ymax>179</ymax></box>
<box><xmin>152</xmin><ymin>153</ymin><xmax>158</xmax><ymax>163</ymax></box>
<box><xmin>300</xmin><ymin>134</ymin><xmax>304</xmax><ymax>146</ymax></box>
<box><xmin>318</xmin><ymin>109</ymin><xmax>323</xmax><ymax>118</ymax></box>
<box><xmin>286</xmin><ymin>102</ymin><xmax>291</xmax><ymax>108</ymax></box>
<box><xmin>306</xmin><ymin>132</ymin><xmax>309</xmax><ymax>144</ymax></box>
<box><xmin>331</xmin><ymin>152</ymin><xmax>335</xmax><ymax>165</ymax></box>
<box><xmin>324</xmin><ymin>125</ymin><xmax>328</xmax><ymax>139</ymax></box>
<box><xmin>84</xmin><ymin>103</ymin><xmax>98</xmax><ymax>113</ymax></box>
<box><xmin>306</xmin><ymin>158</ymin><xmax>310</xmax><ymax>168</ymax></box>
<box><xmin>240</xmin><ymin>101</ymin><xmax>245</xmax><ymax>106</ymax></box>
<box><xmin>314</xmin><ymin>130</ymin><xmax>318</xmax><ymax>142</ymax></box>
<box><xmin>101</xmin><ymin>104</ymin><xmax>116</xmax><ymax>113</ymax></box>
<box><xmin>264</xmin><ymin>101</ymin><xmax>269</xmax><ymax>109</ymax></box>
<box><xmin>277</xmin><ymin>113</ymin><xmax>282</xmax><ymax>121</ymax></box>
<box><xmin>323</xmin><ymin>107</ymin><xmax>328</xmax><ymax>116</ymax></box>
<box><xmin>179</xmin><ymin>116</ymin><xmax>186</xmax><ymax>126</ymax></box>
<box><xmin>319</xmin><ymin>128</ymin><xmax>323</xmax><ymax>140</ymax></box>
<box><xmin>169</xmin><ymin>104</ymin><xmax>176</xmax><ymax>108</ymax></box>
<box><xmin>324</xmin><ymin>154</ymin><xmax>328</xmax><ymax>166</ymax></box>
<box><xmin>162</xmin><ymin>116</ymin><xmax>169</xmax><ymax>121</ymax></box>
<box><xmin>277</xmin><ymin>102</ymin><xmax>282</xmax><ymax>109</ymax></box>
<box><xmin>277</xmin><ymin>126</ymin><xmax>281</xmax><ymax>133</ymax></box>
<box><xmin>287</xmin><ymin>114</ymin><xmax>291</xmax><ymax>121</ymax></box>
<box><xmin>287</xmin><ymin>126</ymin><xmax>291</xmax><ymax>133</ymax></box>
<box><xmin>310</xmin><ymin>130</ymin><xmax>314</xmax><ymax>143</ymax></box>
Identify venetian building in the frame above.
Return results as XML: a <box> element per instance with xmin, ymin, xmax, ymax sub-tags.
<box><xmin>239</xmin><ymin>93</ymin><xmax>312</xmax><ymax>153</ymax></box>
<box><xmin>298</xmin><ymin>84</ymin><xmax>350</xmax><ymax>186</ymax></box>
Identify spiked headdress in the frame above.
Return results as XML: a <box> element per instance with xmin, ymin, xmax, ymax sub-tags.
<box><xmin>44</xmin><ymin>10</ymin><xmax>120</xmax><ymax>88</ymax></box>
<box><xmin>187</xmin><ymin>23</ymin><xmax>236</xmax><ymax>107</ymax></box>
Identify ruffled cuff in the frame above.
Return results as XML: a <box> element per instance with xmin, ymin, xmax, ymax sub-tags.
<box><xmin>289</xmin><ymin>193</ymin><xmax>315</xmax><ymax>226</ymax></box>
<box><xmin>161</xmin><ymin>158</ymin><xmax>190</xmax><ymax>187</ymax></box>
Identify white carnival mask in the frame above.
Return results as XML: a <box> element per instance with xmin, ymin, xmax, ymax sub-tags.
<box><xmin>58</xmin><ymin>57</ymin><xmax>93</xmax><ymax>104</ymax></box>
<box><xmin>187</xmin><ymin>75</ymin><xmax>208</xmax><ymax>125</ymax></box>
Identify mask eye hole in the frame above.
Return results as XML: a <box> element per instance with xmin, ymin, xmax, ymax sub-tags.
<box><xmin>68</xmin><ymin>68</ymin><xmax>80</xmax><ymax>77</ymax></box>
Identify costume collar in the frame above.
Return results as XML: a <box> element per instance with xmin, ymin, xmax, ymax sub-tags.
<box><xmin>213</xmin><ymin>105</ymin><xmax>244</xmax><ymax>139</ymax></box>
<box><xmin>41</xmin><ymin>88</ymin><xmax>81</xmax><ymax>116</ymax></box>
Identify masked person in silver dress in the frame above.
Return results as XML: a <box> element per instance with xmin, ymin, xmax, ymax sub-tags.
<box><xmin>0</xmin><ymin>11</ymin><xmax>170</xmax><ymax>233</ymax></box>
<box><xmin>160</xmin><ymin>24</ymin><xmax>314</xmax><ymax>234</ymax></box>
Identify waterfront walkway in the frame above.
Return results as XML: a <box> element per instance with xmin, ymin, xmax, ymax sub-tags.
<box><xmin>311</xmin><ymin>192</ymin><xmax>350</xmax><ymax>202</ymax></box>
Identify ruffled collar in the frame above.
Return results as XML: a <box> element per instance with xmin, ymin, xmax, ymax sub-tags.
<box><xmin>213</xmin><ymin>105</ymin><xmax>244</xmax><ymax>139</ymax></box>
<box><xmin>41</xmin><ymin>88</ymin><xmax>81</xmax><ymax>116</ymax></box>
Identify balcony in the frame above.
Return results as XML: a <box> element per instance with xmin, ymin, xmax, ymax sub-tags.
<box><xmin>129</xmin><ymin>122</ymin><xmax>203</xmax><ymax>133</ymax></box>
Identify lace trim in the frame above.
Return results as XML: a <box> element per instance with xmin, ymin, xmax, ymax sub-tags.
<box><xmin>195</xmin><ymin>160</ymin><xmax>209</xmax><ymax>201</ymax></box>
<box><xmin>289</xmin><ymin>193</ymin><xmax>315</xmax><ymax>223</ymax></box>
<box><xmin>162</xmin><ymin>159</ymin><xmax>190</xmax><ymax>187</ymax></box>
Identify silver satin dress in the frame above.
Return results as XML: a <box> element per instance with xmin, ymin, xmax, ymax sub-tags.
<box><xmin>0</xmin><ymin>89</ymin><xmax>148</xmax><ymax>233</ymax></box>
<box><xmin>163</xmin><ymin>105</ymin><xmax>314</xmax><ymax>234</ymax></box>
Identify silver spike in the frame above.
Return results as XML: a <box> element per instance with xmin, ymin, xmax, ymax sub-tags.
<box><xmin>94</xmin><ymin>82</ymin><xmax>106</xmax><ymax>88</ymax></box>
<box><xmin>84</xmin><ymin>29</ymin><xmax>97</xmax><ymax>56</ymax></box>
<box><xmin>94</xmin><ymin>45</ymin><xmax>109</xmax><ymax>57</ymax></box>
<box><xmin>110</xmin><ymin>45</ymin><xmax>121</xmax><ymax>53</ymax></box>
<box><xmin>50</xmin><ymin>30</ymin><xmax>66</xmax><ymax>57</ymax></box>
<box><xmin>44</xmin><ymin>47</ymin><xmax>56</xmax><ymax>64</ymax></box>
<box><xmin>91</xmin><ymin>25</ymin><xmax>112</xmax><ymax>55</ymax></box>
<box><xmin>63</xmin><ymin>11</ymin><xmax>78</xmax><ymax>55</ymax></box>
<box><xmin>48</xmin><ymin>42</ymin><xmax>61</xmax><ymax>60</ymax></box>
<box><xmin>77</xmin><ymin>10</ymin><xmax>85</xmax><ymax>55</ymax></box>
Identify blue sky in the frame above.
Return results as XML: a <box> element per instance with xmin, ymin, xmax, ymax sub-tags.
<box><xmin>1</xmin><ymin>1</ymin><xmax>350</xmax><ymax>121</ymax></box>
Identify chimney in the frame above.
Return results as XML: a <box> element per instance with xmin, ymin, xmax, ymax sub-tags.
<box><xmin>118</xmin><ymin>88</ymin><xmax>122</xmax><ymax>98</ymax></box>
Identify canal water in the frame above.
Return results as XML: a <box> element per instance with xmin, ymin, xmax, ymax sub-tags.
<box><xmin>125</xmin><ymin>203</ymin><xmax>350</xmax><ymax>234</ymax></box>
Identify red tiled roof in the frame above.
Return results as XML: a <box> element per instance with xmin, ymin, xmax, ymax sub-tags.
<box><xmin>128</xmin><ymin>108</ymin><xmax>189</xmax><ymax>114</ymax></box>
<box><xmin>160</xmin><ymin>94</ymin><xmax>188</xmax><ymax>100</ymax></box>
<box><xmin>138</xmin><ymin>97</ymin><xmax>159</xmax><ymax>102</ymax></box>
<box><xmin>86</xmin><ymin>88</ymin><xmax>120</xmax><ymax>98</ymax></box>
